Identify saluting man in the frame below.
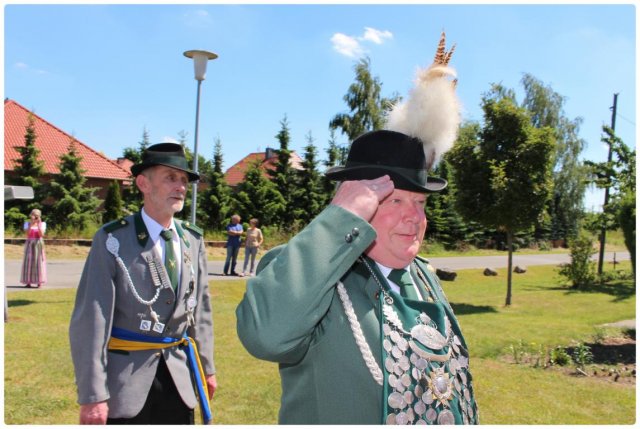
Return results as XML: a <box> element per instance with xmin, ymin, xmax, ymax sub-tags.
<box><xmin>69</xmin><ymin>143</ymin><xmax>216</xmax><ymax>425</ymax></box>
<box><xmin>236</xmin><ymin>33</ymin><xmax>479</xmax><ymax>425</ymax></box>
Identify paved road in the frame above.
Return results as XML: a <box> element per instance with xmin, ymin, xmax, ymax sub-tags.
<box><xmin>4</xmin><ymin>251</ymin><xmax>630</xmax><ymax>291</ymax></box>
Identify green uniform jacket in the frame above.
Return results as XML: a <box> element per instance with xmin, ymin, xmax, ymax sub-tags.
<box><xmin>236</xmin><ymin>205</ymin><xmax>467</xmax><ymax>424</ymax></box>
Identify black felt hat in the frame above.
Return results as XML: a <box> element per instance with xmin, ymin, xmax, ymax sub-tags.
<box><xmin>325</xmin><ymin>130</ymin><xmax>447</xmax><ymax>193</ymax></box>
<box><xmin>131</xmin><ymin>143</ymin><xmax>199</xmax><ymax>182</ymax></box>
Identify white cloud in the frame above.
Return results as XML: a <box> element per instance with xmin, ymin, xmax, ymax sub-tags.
<box><xmin>331</xmin><ymin>27</ymin><xmax>393</xmax><ymax>58</ymax></box>
<box><xmin>162</xmin><ymin>136</ymin><xmax>180</xmax><ymax>143</ymax></box>
<box><xmin>15</xmin><ymin>62</ymin><xmax>28</xmax><ymax>69</ymax></box>
<box><xmin>331</xmin><ymin>33</ymin><xmax>364</xmax><ymax>58</ymax></box>
<box><xmin>362</xmin><ymin>27</ymin><xmax>393</xmax><ymax>45</ymax></box>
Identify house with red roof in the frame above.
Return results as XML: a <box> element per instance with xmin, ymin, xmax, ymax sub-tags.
<box><xmin>4</xmin><ymin>98</ymin><xmax>132</xmax><ymax>206</ymax></box>
<box><xmin>225</xmin><ymin>147</ymin><xmax>304</xmax><ymax>187</ymax></box>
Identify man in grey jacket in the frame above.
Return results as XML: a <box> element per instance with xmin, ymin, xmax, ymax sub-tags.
<box><xmin>69</xmin><ymin>143</ymin><xmax>216</xmax><ymax>424</ymax></box>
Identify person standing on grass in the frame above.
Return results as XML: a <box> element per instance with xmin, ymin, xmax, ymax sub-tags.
<box><xmin>240</xmin><ymin>218</ymin><xmax>263</xmax><ymax>277</ymax></box>
<box><xmin>236</xmin><ymin>33</ymin><xmax>479</xmax><ymax>425</ymax></box>
<box><xmin>20</xmin><ymin>208</ymin><xmax>47</xmax><ymax>288</ymax></box>
<box><xmin>223</xmin><ymin>214</ymin><xmax>243</xmax><ymax>276</ymax></box>
<box><xmin>69</xmin><ymin>143</ymin><xmax>216</xmax><ymax>425</ymax></box>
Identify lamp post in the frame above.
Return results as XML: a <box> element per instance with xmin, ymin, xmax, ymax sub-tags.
<box><xmin>183</xmin><ymin>49</ymin><xmax>218</xmax><ymax>224</ymax></box>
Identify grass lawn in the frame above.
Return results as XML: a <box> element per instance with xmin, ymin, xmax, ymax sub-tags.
<box><xmin>4</xmin><ymin>262</ymin><xmax>635</xmax><ymax>424</ymax></box>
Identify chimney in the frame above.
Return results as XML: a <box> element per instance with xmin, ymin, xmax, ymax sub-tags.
<box><xmin>265</xmin><ymin>147</ymin><xmax>277</xmax><ymax>159</ymax></box>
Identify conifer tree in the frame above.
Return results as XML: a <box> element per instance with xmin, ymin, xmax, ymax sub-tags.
<box><xmin>103</xmin><ymin>180</ymin><xmax>124</xmax><ymax>223</ymax></box>
<box><xmin>234</xmin><ymin>159</ymin><xmax>285</xmax><ymax>228</ymax></box>
<box><xmin>292</xmin><ymin>132</ymin><xmax>324</xmax><ymax>227</ymax></box>
<box><xmin>321</xmin><ymin>129</ymin><xmax>341</xmax><ymax>205</ymax></box>
<box><xmin>268</xmin><ymin>115</ymin><xmax>297</xmax><ymax>229</ymax></box>
<box><xmin>5</xmin><ymin>113</ymin><xmax>46</xmax><ymax>231</ymax></box>
<box><xmin>200</xmin><ymin>137</ymin><xmax>233</xmax><ymax>231</ymax></box>
<box><xmin>49</xmin><ymin>139</ymin><xmax>101</xmax><ymax>233</ymax></box>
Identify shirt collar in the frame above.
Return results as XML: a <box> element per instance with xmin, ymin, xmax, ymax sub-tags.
<box><xmin>141</xmin><ymin>208</ymin><xmax>174</xmax><ymax>242</ymax></box>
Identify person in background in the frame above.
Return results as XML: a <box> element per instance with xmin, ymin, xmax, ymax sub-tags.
<box><xmin>240</xmin><ymin>218</ymin><xmax>264</xmax><ymax>277</ymax></box>
<box><xmin>235</xmin><ymin>33</ymin><xmax>478</xmax><ymax>425</ymax></box>
<box><xmin>223</xmin><ymin>214</ymin><xmax>243</xmax><ymax>276</ymax></box>
<box><xmin>69</xmin><ymin>143</ymin><xmax>216</xmax><ymax>425</ymax></box>
<box><xmin>21</xmin><ymin>208</ymin><xmax>47</xmax><ymax>288</ymax></box>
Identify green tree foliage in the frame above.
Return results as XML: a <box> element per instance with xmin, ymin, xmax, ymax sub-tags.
<box><xmin>426</xmin><ymin>153</ymin><xmax>485</xmax><ymax>249</ymax></box>
<box><xmin>292</xmin><ymin>132</ymin><xmax>325</xmax><ymax>227</ymax></box>
<box><xmin>121</xmin><ymin>128</ymin><xmax>150</xmax><ymax>214</ymax></box>
<box><xmin>200</xmin><ymin>137</ymin><xmax>233</xmax><ymax>230</ymax></box>
<box><xmin>234</xmin><ymin>159</ymin><xmax>285</xmax><ymax>228</ymax></box>
<box><xmin>448</xmin><ymin>95</ymin><xmax>555</xmax><ymax>305</ymax></box>
<box><xmin>520</xmin><ymin>74</ymin><xmax>588</xmax><ymax>241</ymax></box>
<box><xmin>585</xmin><ymin>127</ymin><xmax>636</xmax><ymax>275</ymax></box>
<box><xmin>5</xmin><ymin>114</ymin><xmax>46</xmax><ymax>231</ymax></box>
<box><xmin>558</xmin><ymin>231</ymin><xmax>597</xmax><ymax>289</ymax></box>
<box><xmin>48</xmin><ymin>139</ymin><xmax>101</xmax><ymax>233</ymax></box>
<box><xmin>268</xmin><ymin>115</ymin><xmax>297</xmax><ymax>229</ymax></box>
<box><xmin>322</xmin><ymin>129</ymin><xmax>341</xmax><ymax>205</ymax></box>
<box><xmin>329</xmin><ymin>57</ymin><xmax>398</xmax><ymax>142</ymax></box>
<box><xmin>103</xmin><ymin>180</ymin><xmax>124</xmax><ymax>223</ymax></box>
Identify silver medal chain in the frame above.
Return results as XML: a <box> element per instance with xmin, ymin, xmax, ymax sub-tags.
<box><xmin>106</xmin><ymin>233</ymin><xmax>165</xmax><ymax>307</ymax></box>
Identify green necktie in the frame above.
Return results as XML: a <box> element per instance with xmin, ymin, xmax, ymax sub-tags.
<box><xmin>387</xmin><ymin>268</ymin><xmax>419</xmax><ymax>300</ymax></box>
<box><xmin>160</xmin><ymin>229</ymin><xmax>178</xmax><ymax>291</ymax></box>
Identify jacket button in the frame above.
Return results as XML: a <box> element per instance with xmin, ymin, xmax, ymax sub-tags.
<box><xmin>166</xmin><ymin>299</ymin><xmax>173</xmax><ymax>305</ymax></box>
<box><xmin>345</xmin><ymin>233</ymin><xmax>353</xmax><ymax>243</ymax></box>
<box><xmin>351</xmin><ymin>227</ymin><xmax>360</xmax><ymax>237</ymax></box>
<box><xmin>154</xmin><ymin>352</ymin><xmax>161</xmax><ymax>357</ymax></box>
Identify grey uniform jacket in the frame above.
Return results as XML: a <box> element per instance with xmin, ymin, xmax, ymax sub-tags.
<box><xmin>236</xmin><ymin>204</ymin><xmax>467</xmax><ymax>424</ymax></box>
<box><xmin>69</xmin><ymin>213</ymin><xmax>215</xmax><ymax>419</ymax></box>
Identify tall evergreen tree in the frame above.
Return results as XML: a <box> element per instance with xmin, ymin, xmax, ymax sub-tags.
<box><xmin>233</xmin><ymin>159</ymin><xmax>285</xmax><ymax>228</ymax></box>
<box><xmin>200</xmin><ymin>137</ymin><xmax>233</xmax><ymax>231</ymax></box>
<box><xmin>103</xmin><ymin>180</ymin><xmax>124</xmax><ymax>223</ymax></box>
<box><xmin>321</xmin><ymin>129</ymin><xmax>341</xmax><ymax>204</ymax></box>
<box><xmin>268</xmin><ymin>115</ymin><xmax>297</xmax><ymax>229</ymax></box>
<box><xmin>5</xmin><ymin>113</ymin><xmax>46</xmax><ymax>231</ymax></box>
<box><xmin>121</xmin><ymin>127</ymin><xmax>151</xmax><ymax>213</ymax></box>
<box><xmin>449</xmin><ymin>95</ymin><xmax>555</xmax><ymax>306</ymax></box>
<box><xmin>48</xmin><ymin>139</ymin><xmax>101</xmax><ymax>233</ymax></box>
<box><xmin>329</xmin><ymin>57</ymin><xmax>398</xmax><ymax>142</ymax></box>
<box><xmin>292</xmin><ymin>132</ymin><xmax>324</xmax><ymax>227</ymax></box>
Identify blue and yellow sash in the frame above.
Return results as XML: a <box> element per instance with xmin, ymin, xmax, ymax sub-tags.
<box><xmin>108</xmin><ymin>327</ymin><xmax>212</xmax><ymax>424</ymax></box>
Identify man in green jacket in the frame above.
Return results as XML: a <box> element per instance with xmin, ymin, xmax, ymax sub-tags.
<box><xmin>236</xmin><ymin>33</ymin><xmax>479</xmax><ymax>425</ymax></box>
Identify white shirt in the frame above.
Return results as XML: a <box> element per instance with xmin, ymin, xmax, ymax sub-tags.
<box><xmin>141</xmin><ymin>208</ymin><xmax>181</xmax><ymax>280</ymax></box>
<box><xmin>375</xmin><ymin>262</ymin><xmax>423</xmax><ymax>301</ymax></box>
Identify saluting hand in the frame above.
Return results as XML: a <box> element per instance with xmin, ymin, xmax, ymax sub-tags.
<box><xmin>330</xmin><ymin>175</ymin><xmax>394</xmax><ymax>222</ymax></box>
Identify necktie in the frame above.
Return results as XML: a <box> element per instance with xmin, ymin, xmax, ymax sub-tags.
<box><xmin>160</xmin><ymin>229</ymin><xmax>178</xmax><ymax>291</ymax></box>
<box><xmin>387</xmin><ymin>268</ymin><xmax>419</xmax><ymax>300</ymax></box>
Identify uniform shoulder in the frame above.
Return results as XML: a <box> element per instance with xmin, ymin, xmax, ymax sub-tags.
<box><xmin>103</xmin><ymin>217</ymin><xmax>129</xmax><ymax>234</ymax></box>
<box><xmin>179</xmin><ymin>219</ymin><xmax>204</xmax><ymax>236</ymax></box>
<box><xmin>415</xmin><ymin>255</ymin><xmax>436</xmax><ymax>273</ymax></box>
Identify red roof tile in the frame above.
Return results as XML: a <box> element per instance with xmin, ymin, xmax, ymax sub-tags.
<box><xmin>225</xmin><ymin>149</ymin><xmax>303</xmax><ymax>186</ymax></box>
<box><xmin>4</xmin><ymin>99</ymin><xmax>131</xmax><ymax>181</ymax></box>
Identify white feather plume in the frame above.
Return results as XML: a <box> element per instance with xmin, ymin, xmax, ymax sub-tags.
<box><xmin>385</xmin><ymin>61</ymin><xmax>461</xmax><ymax>169</ymax></box>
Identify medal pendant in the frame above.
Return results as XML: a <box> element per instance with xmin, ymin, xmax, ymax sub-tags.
<box><xmin>139</xmin><ymin>320</ymin><xmax>152</xmax><ymax>331</ymax></box>
<box><xmin>152</xmin><ymin>322</ymin><xmax>165</xmax><ymax>333</ymax></box>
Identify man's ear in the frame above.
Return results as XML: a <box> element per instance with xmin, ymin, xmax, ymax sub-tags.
<box><xmin>135</xmin><ymin>174</ymin><xmax>148</xmax><ymax>194</ymax></box>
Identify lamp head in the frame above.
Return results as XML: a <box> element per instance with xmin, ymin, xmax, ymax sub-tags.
<box><xmin>183</xmin><ymin>49</ymin><xmax>218</xmax><ymax>81</ymax></box>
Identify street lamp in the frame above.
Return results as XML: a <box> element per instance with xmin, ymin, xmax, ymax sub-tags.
<box><xmin>183</xmin><ymin>49</ymin><xmax>218</xmax><ymax>224</ymax></box>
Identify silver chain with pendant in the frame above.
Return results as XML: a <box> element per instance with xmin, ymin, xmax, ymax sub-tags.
<box><xmin>337</xmin><ymin>257</ymin><xmax>479</xmax><ymax>425</ymax></box>
<box><xmin>106</xmin><ymin>233</ymin><xmax>170</xmax><ymax>330</ymax></box>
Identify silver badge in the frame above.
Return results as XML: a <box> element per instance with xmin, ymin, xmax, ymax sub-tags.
<box><xmin>187</xmin><ymin>296</ymin><xmax>197</xmax><ymax>311</ymax></box>
<box><xmin>139</xmin><ymin>320</ymin><xmax>152</xmax><ymax>331</ymax></box>
<box><xmin>152</xmin><ymin>322</ymin><xmax>165</xmax><ymax>333</ymax></box>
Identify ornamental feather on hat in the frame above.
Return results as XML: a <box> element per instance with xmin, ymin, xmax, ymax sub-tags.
<box><xmin>385</xmin><ymin>31</ymin><xmax>461</xmax><ymax>169</ymax></box>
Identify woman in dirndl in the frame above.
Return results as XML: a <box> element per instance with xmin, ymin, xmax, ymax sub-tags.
<box><xmin>21</xmin><ymin>208</ymin><xmax>47</xmax><ymax>288</ymax></box>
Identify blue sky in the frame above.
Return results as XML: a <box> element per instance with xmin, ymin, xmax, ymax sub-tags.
<box><xmin>4</xmin><ymin>3</ymin><xmax>636</xmax><ymax>212</ymax></box>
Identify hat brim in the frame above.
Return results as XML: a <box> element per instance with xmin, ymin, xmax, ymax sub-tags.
<box><xmin>131</xmin><ymin>162</ymin><xmax>200</xmax><ymax>182</ymax></box>
<box><xmin>325</xmin><ymin>165</ymin><xmax>447</xmax><ymax>193</ymax></box>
